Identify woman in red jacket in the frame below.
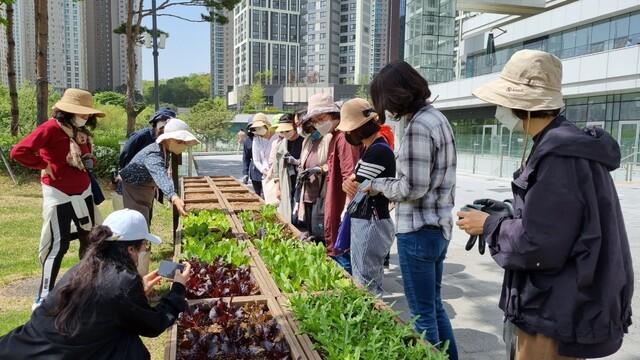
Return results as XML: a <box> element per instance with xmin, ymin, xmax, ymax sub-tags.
<box><xmin>10</xmin><ymin>88</ymin><xmax>105</xmax><ymax>308</ymax></box>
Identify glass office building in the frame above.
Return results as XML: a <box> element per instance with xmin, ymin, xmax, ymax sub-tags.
<box><xmin>404</xmin><ymin>0</ymin><xmax>456</xmax><ymax>83</ymax></box>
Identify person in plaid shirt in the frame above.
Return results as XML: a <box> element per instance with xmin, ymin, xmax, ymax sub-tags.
<box><xmin>366</xmin><ymin>61</ymin><xmax>458</xmax><ymax>360</ymax></box>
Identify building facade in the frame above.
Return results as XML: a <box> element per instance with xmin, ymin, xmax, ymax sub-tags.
<box><xmin>210</xmin><ymin>10</ymin><xmax>235</xmax><ymax>98</ymax></box>
<box><xmin>338</xmin><ymin>0</ymin><xmax>371</xmax><ymax>84</ymax></box>
<box><xmin>299</xmin><ymin>0</ymin><xmax>340</xmax><ymax>85</ymax></box>
<box><xmin>233</xmin><ymin>0</ymin><xmax>301</xmax><ymax>88</ymax></box>
<box><xmin>370</xmin><ymin>0</ymin><xmax>389</xmax><ymax>77</ymax></box>
<box><xmin>430</xmin><ymin>0</ymin><xmax>640</xmax><ymax>178</ymax></box>
<box><xmin>403</xmin><ymin>0</ymin><xmax>456</xmax><ymax>83</ymax></box>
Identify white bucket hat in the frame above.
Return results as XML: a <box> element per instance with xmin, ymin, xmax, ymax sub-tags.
<box><xmin>155</xmin><ymin>118</ymin><xmax>200</xmax><ymax>145</ymax></box>
<box><xmin>473</xmin><ymin>49</ymin><xmax>564</xmax><ymax>111</ymax></box>
<box><xmin>103</xmin><ymin>209</ymin><xmax>162</xmax><ymax>244</ymax></box>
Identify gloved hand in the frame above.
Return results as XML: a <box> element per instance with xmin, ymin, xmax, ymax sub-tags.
<box><xmin>242</xmin><ymin>175</ymin><xmax>249</xmax><ymax>184</ymax></box>
<box><xmin>472</xmin><ymin>199</ymin><xmax>514</xmax><ymax>218</ymax></box>
<box><xmin>460</xmin><ymin>199</ymin><xmax>514</xmax><ymax>255</ymax></box>
<box><xmin>300</xmin><ymin>166</ymin><xmax>322</xmax><ymax>178</ymax></box>
<box><xmin>284</xmin><ymin>154</ymin><xmax>300</xmax><ymax>166</ymax></box>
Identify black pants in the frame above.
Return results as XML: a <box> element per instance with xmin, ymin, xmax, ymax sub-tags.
<box><xmin>251</xmin><ymin>180</ymin><xmax>263</xmax><ymax>198</ymax></box>
<box><xmin>38</xmin><ymin>195</ymin><xmax>95</xmax><ymax>301</ymax></box>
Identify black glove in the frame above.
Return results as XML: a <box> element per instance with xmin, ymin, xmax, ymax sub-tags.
<box><xmin>472</xmin><ymin>199</ymin><xmax>514</xmax><ymax>218</ymax></box>
<box><xmin>460</xmin><ymin>199</ymin><xmax>514</xmax><ymax>255</ymax></box>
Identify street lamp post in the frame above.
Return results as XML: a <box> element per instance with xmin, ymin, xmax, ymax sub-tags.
<box><xmin>151</xmin><ymin>0</ymin><xmax>160</xmax><ymax>111</ymax></box>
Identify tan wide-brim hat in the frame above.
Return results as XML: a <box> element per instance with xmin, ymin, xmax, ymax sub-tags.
<box><xmin>472</xmin><ymin>49</ymin><xmax>564</xmax><ymax>111</ymax></box>
<box><xmin>337</xmin><ymin>98</ymin><xmax>377</xmax><ymax>132</ymax></box>
<box><xmin>276</xmin><ymin>115</ymin><xmax>295</xmax><ymax>132</ymax></box>
<box><xmin>249</xmin><ymin>112</ymin><xmax>270</xmax><ymax>129</ymax></box>
<box><xmin>155</xmin><ymin>118</ymin><xmax>200</xmax><ymax>145</ymax></box>
<box><xmin>53</xmin><ymin>88</ymin><xmax>105</xmax><ymax>117</ymax></box>
<box><xmin>303</xmin><ymin>93</ymin><xmax>339</xmax><ymax>122</ymax></box>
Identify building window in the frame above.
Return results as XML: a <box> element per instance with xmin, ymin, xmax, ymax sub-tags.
<box><xmin>319</xmin><ymin>54</ymin><xmax>326</xmax><ymax>61</ymax></box>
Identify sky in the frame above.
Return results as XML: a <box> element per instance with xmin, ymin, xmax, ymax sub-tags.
<box><xmin>140</xmin><ymin>2</ymin><xmax>211</xmax><ymax>80</ymax></box>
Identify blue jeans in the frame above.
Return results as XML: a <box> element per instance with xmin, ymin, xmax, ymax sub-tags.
<box><xmin>331</xmin><ymin>252</ymin><xmax>352</xmax><ymax>275</ymax></box>
<box><xmin>397</xmin><ymin>227</ymin><xmax>458</xmax><ymax>360</ymax></box>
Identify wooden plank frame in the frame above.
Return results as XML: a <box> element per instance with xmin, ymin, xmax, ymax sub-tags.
<box><xmin>172</xmin><ymin>176</ymin><xmax>436</xmax><ymax>359</ymax></box>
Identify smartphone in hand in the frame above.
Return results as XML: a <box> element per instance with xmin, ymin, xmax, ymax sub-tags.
<box><xmin>158</xmin><ymin>260</ymin><xmax>185</xmax><ymax>279</ymax></box>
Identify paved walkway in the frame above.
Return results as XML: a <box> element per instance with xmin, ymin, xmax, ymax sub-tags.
<box><xmin>195</xmin><ymin>154</ymin><xmax>640</xmax><ymax>360</ymax></box>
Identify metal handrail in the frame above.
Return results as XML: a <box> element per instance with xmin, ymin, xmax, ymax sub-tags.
<box><xmin>621</xmin><ymin>152</ymin><xmax>640</xmax><ymax>163</ymax></box>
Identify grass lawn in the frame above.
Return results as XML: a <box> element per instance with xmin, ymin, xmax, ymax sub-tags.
<box><xmin>0</xmin><ymin>174</ymin><xmax>176</xmax><ymax>359</ymax></box>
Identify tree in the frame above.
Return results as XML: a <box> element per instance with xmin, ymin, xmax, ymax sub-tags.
<box><xmin>35</xmin><ymin>0</ymin><xmax>48</xmax><ymax>125</ymax></box>
<box><xmin>120</xmin><ymin>1</ymin><xmax>240</xmax><ymax>136</ymax></box>
<box><xmin>355</xmin><ymin>74</ymin><xmax>370</xmax><ymax>101</ymax></box>
<box><xmin>187</xmin><ymin>97</ymin><xmax>232</xmax><ymax>151</ymax></box>
<box><xmin>1</xmin><ymin>0</ymin><xmax>19</xmax><ymax>135</ymax></box>
<box><xmin>243</xmin><ymin>81</ymin><xmax>265</xmax><ymax>113</ymax></box>
<box><xmin>94</xmin><ymin>91</ymin><xmax>127</xmax><ymax>108</ymax></box>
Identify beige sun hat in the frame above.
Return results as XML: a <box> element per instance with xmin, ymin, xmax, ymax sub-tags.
<box><xmin>472</xmin><ymin>49</ymin><xmax>564</xmax><ymax>111</ymax></box>
<box><xmin>249</xmin><ymin>112</ymin><xmax>270</xmax><ymax>129</ymax></box>
<box><xmin>337</xmin><ymin>98</ymin><xmax>377</xmax><ymax>132</ymax></box>
<box><xmin>54</xmin><ymin>88</ymin><xmax>105</xmax><ymax>117</ymax></box>
<box><xmin>276</xmin><ymin>114</ymin><xmax>295</xmax><ymax>132</ymax></box>
<box><xmin>155</xmin><ymin>118</ymin><xmax>200</xmax><ymax>145</ymax></box>
<box><xmin>303</xmin><ymin>93</ymin><xmax>340</xmax><ymax>121</ymax></box>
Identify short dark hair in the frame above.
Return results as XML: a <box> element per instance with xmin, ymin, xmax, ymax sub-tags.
<box><xmin>512</xmin><ymin>108</ymin><xmax>561</xmax><ymax>120</ymax></box>
<box><xmin>370</xmin><ymin>61</ymin><xmax>431</xmax><ymax>122</ymax></box>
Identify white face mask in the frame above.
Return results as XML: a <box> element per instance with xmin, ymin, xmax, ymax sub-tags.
<box><xmin>253</xmin><ymin>127</ymin><xmax>267</xmax><ymax>137</ymax></box>
<box><xmin>315</xmin><ymin>120</ymin><xmax>335</xmax><ymax>136</ymax></box>
<box><xmin>73</xmin><ymin>115</ymin><xmax>88</xmax><ymax>127</ymax></box>
<box><xmin>495</xmin><ymin>106</ymin><xmax>524</xmax><ymax>132</ymax></box>
<box><xmin>167</xmin><ymin>142</ymin><xmax>188</xmax><ymax>154</ymax></box>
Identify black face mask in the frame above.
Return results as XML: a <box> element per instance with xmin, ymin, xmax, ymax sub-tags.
<box><xmin>345</xmin><ymin>132</ymin><xmax>361</xmax><ymax>146</ymax></box>
<box><xmin>345</xmin><ymin>121</ymin><xmax>380</xmax><ymax>146</ymax></box>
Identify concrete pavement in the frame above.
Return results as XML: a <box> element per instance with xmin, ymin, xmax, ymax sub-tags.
<box><xmin>195</xmin><ymin>154</ymin><xmax>640</xmax><ymax>360</ymax></box>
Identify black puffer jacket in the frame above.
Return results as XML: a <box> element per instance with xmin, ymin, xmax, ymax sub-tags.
<box><xmin>0</xmin><ymin>264</ymin><xmax>187</xmax><ymax>360</ymax></box>
<box><xmin>484</xmin><ymin>116</ymin><xmax>633</xmax><ymax>358</ymax></box>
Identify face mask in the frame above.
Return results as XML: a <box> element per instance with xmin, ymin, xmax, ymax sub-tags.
<box><xmin>495</xmin><ymin>106</ymin><xmax>524</xmax><ymax>132</ymax></box>
<box><xmin>168</xmin><ymin>142</ymin><xmax>188</xmax><ymax>154</ymax></box>
<box><xmin>253</xmin><ymin>127</ymin><xmax>267</xmax><ymax>137</ymax></box>
<box><xmin>310</xmin><ymin>130</ymin><xmax>322</xmax><ymax>141</ymax></box>
<box><xmin>345</xmin><ymin>133</ymin><xmax>360</xmax><ymax>146</ymax></box>
<box><xmin>73</xmin><ymin>115</ymin><xmax>87</xmax><ymax>127</ymax></box>
<box><xmin>315</xmin><ymin>120</ymin><xmax>334</xmax><ymax>136</ymax></box>
<box><xmin>297</xmin><ymin>127</ymin><xmax>307</xmax><ymax>138</ymax></box>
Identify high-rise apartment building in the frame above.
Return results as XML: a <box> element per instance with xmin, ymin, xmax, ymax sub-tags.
<box><xmin>404</xmin><ymin>0</ymin><xmax>456</xmax><ymax>83</ymax></box>
<box><xmin>85</xmin><ymin>0</ymin><xmax>142</xmax><ymax>92</ymax></box>
<box><xmin>1</xmin><ymin>0</ymin><xmax>98</xmax><ymax>90</ymax></box>
<box><xmin>338</xmin><ymin>0</ymin><xmax>371</xmax><ymax>84</ymax></box>
<box><xmin>210</xmin><ymin>10</ymin><xmax>235</xmax><ymax>98</ymax></box>
<box><xmin>299</xmin><ymin>0</ymin><xmax>340</xmax><ymax>85</ymax></box>
<box><xmin>370</xmin><ymin>0</ymin><xmax>389</xmax><ymax>77</ymax></box>
<box><xmin>233</xmin><ymin>0</ymin><xmax>301</xmax><ymax>88</ymax></box>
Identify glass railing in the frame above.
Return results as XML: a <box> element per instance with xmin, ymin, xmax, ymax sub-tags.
<box><xmin>464</xmin><ymin>33</ymin><xmax>640</xmax><ymax>79</ymax></box>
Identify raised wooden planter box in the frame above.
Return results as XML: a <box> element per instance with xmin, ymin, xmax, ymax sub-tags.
<box><xmin>171</xmin><ymin>176</ymin><xmax>436</xmax><ymax>359</ymax></box>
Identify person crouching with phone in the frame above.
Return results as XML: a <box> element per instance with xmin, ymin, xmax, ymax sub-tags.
<box><xmin>0</xmin><ymin>209</ymin><xmax>191</xmax><ymax>360</ymax></box>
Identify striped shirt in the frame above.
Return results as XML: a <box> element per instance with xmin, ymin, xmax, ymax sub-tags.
<box><xmin>371</xmin><ymin>104</ymin><xmax>457</xmax><ymax>239</ymax></box>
